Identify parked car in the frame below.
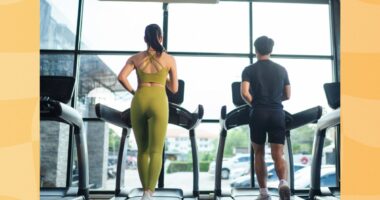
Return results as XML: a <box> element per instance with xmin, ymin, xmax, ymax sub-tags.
<box><xmin>293</xmin><ymin>165</ymin><xmax>336</xmax><ymax>188</ymax></box>
<box><xmin>230</xmin><ymin>160</ymin><xmax>274</xmax><ymax>180</ymax></box>
<box><xmin>208</xmin><ymin>154</ymin><xmax>250</xmax><ymax>179</ymax></box>
<box><xmin>266</xmin><ymin>165</ymin><xmax>336</xmax><ymax>189</ymax></box>
<box><xmin>230</xmin><ymin>163</ymin><xmax>306</xmax><ymax>188</ymax></box>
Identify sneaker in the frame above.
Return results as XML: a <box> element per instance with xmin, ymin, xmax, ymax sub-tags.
<box><xmin>279</xmin><ymin>184</ymin><xmax>291</xmax><ymax>200</ymax></box>
<box><xmin>256</xmin><ymin>193</ymin><xmax>271</xmax><ymax>200</ymax></box>
<box><xmin>141</xmin><ymin>191</ymin><xmax>153</xmax><ymax>200</ymax></box>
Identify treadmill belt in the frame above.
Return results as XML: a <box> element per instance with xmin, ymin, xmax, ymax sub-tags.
<box><xmin>232</xmin><ymin>188</ymin><xmax>303</xmax><ymax>200</ymax></box>
<box><xmin>315</xmin><ymin>197</ymin><xmax>339</xmax><ymax>200</ymax></box>
<box><xmin>40</xmin><ymin>196</ymin><xmax>85</xmax><ymax>200</ymax></box>
<box><xmin>128</xmin><ymin>188</ymin><xmax>183</xmax><ymax>200</ymax></box>
<box><xmin>234</xmin><ymin>196</ymin><xmax>302</xmax><ymax>200</ymax></box>
<box><xmin>129</xmin><ymin>197</ymin><xmax>180</xmax><ymax>200</ymax></box>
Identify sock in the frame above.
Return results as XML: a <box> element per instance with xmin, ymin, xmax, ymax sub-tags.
<box><xmin>259</xmin><ymin>188</ymin><xmax>269</xmax><ymax>195</ymax></box>
<box><xmin>279</xmin><ymin>179</ymin><xmax>288</xmax><ymax>187</ymax></box>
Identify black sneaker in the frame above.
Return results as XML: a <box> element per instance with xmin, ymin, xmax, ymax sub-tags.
<box><xmin>279</xmin><ymin>184</ymin><xmax>291</xmax><ymax>200</ymax></box>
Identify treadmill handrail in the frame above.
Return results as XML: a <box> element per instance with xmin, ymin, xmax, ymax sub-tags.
<box><xmin>41</xmin><ymin>99</ymin><xmax>83</xmax><ymax>129</ymax></box>
<box><xmin>222</xmin><ymin>105</ymin><xmax>322</xmax><ymax>131</ymax></box>
<box><xmin>214</xmin><ymin>105</ymin><xmax>322</xmax><ymax>197</ymax></box>
<box><xmin>40</xmin><ymin>99</ymin><xmax>89</xmax><ymax>199</ymax></box>
<box><xmin>95</xmin><ymin>103</ymin><xmax>132</xmax><ymax>129</ymax></box>
<box><xmin>310</xmin><ymin>108</ymin><xmax>340</xmax><ymax>199</ymax></box>
<box><xmin>317</xmin><ymin>108</ymin><xmax>340</xmax><ymax>132</ymax></box>
<box><xmin>96</xmin><ymin>103</ymin><xmax>204</xmax><ymax>132</ymax></box>
<box><xmin>94</xmin><ymin>102</ymin><xmax>203</xmax><ymax>197</ymax></box>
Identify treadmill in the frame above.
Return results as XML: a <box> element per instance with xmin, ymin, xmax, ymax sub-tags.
<box><xmin>40</xmin><ymin>76</ymin><xmax>90</xmax><ymax>200</ymax></box>
<box><xmin>95</xmin><ymin>80</ymin><xmax>204</xmax><ymax>200</ymax></box>
<box><xmin>214</xmin><ymin>82</ymin><xmax>323</xmax><ymax>200</ymax></box>
<box><xmin>309</xmin><ymin>82</ymin><xmax>340</xmax><ymax>200</ymax></box>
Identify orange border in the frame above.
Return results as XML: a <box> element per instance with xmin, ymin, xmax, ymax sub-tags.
<box><xmin>0</xmin><ymin>0</ymin><xmax>39</xmax><ymax>199</ymax></box>
<box><xmin>1</xmin><ymin>0</ymin><xmax>380</xmax><ymax>199</ymax></box>
<box><xmin>341</xmin><ymin>0</ymin><xmax>380</xmax><ymax>199</ymax></box>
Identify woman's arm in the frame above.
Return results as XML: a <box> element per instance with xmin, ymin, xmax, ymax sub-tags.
<box><xmin>118</xmin><ymin>57</ymin><xmax>136</xmax><ymax>95</ymax></box>
<box><xmin>166</xmin><ymin>55</ymin><xmax>178</xmax><ymax>93</ymax></box>
<box><xmin>241</xmin><ymin>81</ymin><xmax>253</xmax><ymax>106</ymax></box>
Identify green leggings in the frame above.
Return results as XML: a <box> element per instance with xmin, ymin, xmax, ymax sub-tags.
<box><xmin>130</xmin><ymin>86</ymin><xmax>168</xmax><ymax>191</ymax></box>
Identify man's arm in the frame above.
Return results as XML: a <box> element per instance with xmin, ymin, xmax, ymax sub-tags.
<box><xmin>282</xmin><ymin>85</ymin><xmax>291</xmax><ymax>101</ymax></box>
<box><xmin>241</xmin><ymin>81</ymin><xmax>253</xmax><ymax>106</ymax></box>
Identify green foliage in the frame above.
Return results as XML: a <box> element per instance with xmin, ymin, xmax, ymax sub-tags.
<box><xmin>200</xmin><ymin>152</ymin><xmax>215</xmax><ymax>162</ymax></box>
<box><xmin>291</xmin><ymin>125</ymin><xmax>315</xmax><ymax>154</ymax></box>
<box><xmin>200</xmin><ymin>162</ymin><xmax>210</xmax><ymax>172</ymax></box>
<box><xmin>166</xmin><ymin>161</ymin><xmax>211</xmax><ymax>173</ymax></box>
<box><xmin>166</xmin><ymin>162</ymin><xmax>192</xmax><ymax>173</ymax></box>
<box><xmin>109</xmin><ymin>129</ymin><xmax>121</xmax><ymax>153</ymax></box>
<box><xmin>224</xmin><ymin>126</ymin><xmax>250</xmax><ymax>157</ymax></box>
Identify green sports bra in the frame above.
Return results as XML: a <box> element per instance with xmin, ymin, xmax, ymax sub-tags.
<box><xmin>136</xmin><ymin>52</ymin><xmax>169</xmax><ymax>86</ymax></box>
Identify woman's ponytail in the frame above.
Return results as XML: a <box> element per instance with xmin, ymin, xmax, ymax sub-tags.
<box><xmin>145</xmin><ymin>24</ymin><xmax>164</xmax><ymax>56</ymax></box>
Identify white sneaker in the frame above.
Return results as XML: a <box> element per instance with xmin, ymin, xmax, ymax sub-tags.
<box><xmin>141</xmin><ymin>191</ymin><xmax>153</xmax><ymax>200</ymax></box>
<box><xmin>256</xmin><ymin>193</ymin><xmax>271</xmax><ymax>200</ymax></box>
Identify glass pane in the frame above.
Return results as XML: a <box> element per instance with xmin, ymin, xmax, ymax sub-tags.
<box><xmin>81</xmin><ymin>1</ymin><xmax>163</xmax><ymax>50</ymax></box>
<box><xmin>84</xmin><ymin>121</ymin><xmax>122</xmax><ymax>190</ymax></box>
<box><xmin>175</xmin><ymin>56</ymin><xmax>250</xmax><ymax>119</ymax></box>
<box><xmin>124</xmin><ymin>129</ymin><xmax>139</xmax><ymax>191</ymax></box>
<box><xmin>252</xmin><ymin>3</ymin><xmax>331</xmax><ymax>55</ymax></box>
<box><xmin>290</xmin><ymin>124</ymin><xmax>315</xmax><ymax>189</ymax></box>
<box><xmin>77</xmin><ymin>55</ymin><xmax>135</xmax><ymax>118</ymax></box>
<box><xmin>40</xmin><ymin>121</ymin><xmax>70</xmax><ymax>188</ymax></box>
<box><xmin>271</xmin><ymin>59</ymin><xmax>333</xmax><ymax>114</ymax></box>
<box><xmin>168</xmin><ymin>2</ymin><xmax>249</xmax><ymax>53</ymax></box>
<box><xmin>321</xmin><ymin>127</ymin><xmax>337</xmax><ymax>187</ymax></box>
<box><xmin>222</xmin><ymin>125</ymin><xmax>251</xmax><ymax>190</ymax></box>
<box><xmin>197</xmin><ymin>123</ymin><xmax>219</xmax><ymax>191</ymax></box>
<box><xmin>40</xmin><ymin>0</ymin><xmax>79</xmax><ymax>49</ymax></box>
<box><xmin>40</xmin><ymin>54</ymin><xmax>75</xmax><ymax>76</ymax></box>
<box><xmin>292</xmin><ymin>126</ymin><xmax>337</xmax><ymax>189</ymax></box>
<box><xmin>164</xmin><ymin>125</ymin><xmax>193</xmax><ymax>192</ymax></box>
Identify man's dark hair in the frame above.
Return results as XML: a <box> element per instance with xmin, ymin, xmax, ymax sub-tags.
<box><xmin>254</xmin><ymin>36</ymin><xmax>274</xmax><ymax>55</ymax></box>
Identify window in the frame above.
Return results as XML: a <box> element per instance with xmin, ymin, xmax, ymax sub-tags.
<box><xmin>175</xmin><ymin>56</ymin><xmax>250</xmax><ymax>119</ymax></box>
<box><xmin>273</xmin><ymin>59</ymin><xmax>333</xmax><ymax>113</ymax></box>
<box><xmin>40</xmin><ymin>0</ymin><xmax>79</xmax><ymax>49</ymax></box>
<box><xmin>168</xmin><ymin>2</ymin><xmax>249</xmax><ymax>53</ymax></box>
<box><xmin>252</xmin><ymin>3</ymin><xmax>331</xmax><ymax>55</ymax></box>
<box><xmin>77</xmin><ymin>55</ymin><xmax>134</xmax><ymax>117</ymax></box>
<box><xmin>40</xmin><ymin>54</ymin><xmax>74</xmax><ymax>76</ymax></box>
<box><xmin>321</xmin><ymin>173</ymin><xmax>337</xmax><ymax>187</ymax></box>
<box><xmin>81</xmin><ymin>0</ymin><xmax>163</xmax><ymax>50</ymax></box>
<box><xmin>40</xmin><ymin>121</ymin><xmax>70</xmax><ymax>188</ymax></box>
<box><xmin>321</xmin><ymin>127</ymin><xmax>338</xmax><ymax>187</ymax></box>
<box><xmin>40</xmin><ymin>0</ymin><xmax>336</xmax><ymax>194</ymax></box>
<box><xmin>83</xmin><ymin>122</ymin><xmax>122</xmax><ymax>190</ymax></box>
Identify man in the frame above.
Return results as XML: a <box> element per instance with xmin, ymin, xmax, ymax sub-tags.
<box><xmin>241</xmin><ymin>36</ymin><xmax>291</xmax><ymax>200</ymax></box>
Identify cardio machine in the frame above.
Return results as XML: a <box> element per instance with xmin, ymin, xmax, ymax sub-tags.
<box><xmin>214</xmin><ymin>82</ymin><xmax>323</xmax><ymax>200</ymax></box>
<box><xmin>40</xmin><ymin>76</ymin><xmax>90</xmax><ymax>200</ymax></box>
<box><xmin>95</xmin><ymin>80</ymin><xmax>204</xmax><ymax>200</ymax></box>
<box><xmin>309</xmin><ymin>82</ymin><xmax>340</xmax><ymax>200</ymax></box>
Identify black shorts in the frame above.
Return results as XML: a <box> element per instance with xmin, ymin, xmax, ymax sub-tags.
<box><xmin>249</xmin><ymin>108</ymin><xmax>286</xmax><ymax>145</ymax></box>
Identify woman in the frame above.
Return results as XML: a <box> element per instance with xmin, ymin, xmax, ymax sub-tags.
<box><xmin>118</xmin><ymin>24</ymin><xmax>178</xmax><ymax>200</ymax></box>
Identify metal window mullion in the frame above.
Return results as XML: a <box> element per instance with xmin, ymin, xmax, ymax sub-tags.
<box><xmin>67</xmin><ymin>0</ymin><xmax>85</xmax><ymax>189</ymax></box>
<box><xmin>158</xmin><ymin>2</ymin><xmax>169</xmax><ymax>189</ymax></box>
<box><xmin>249</xmin><ymin>0</ymin><xmax>254</xmax><ymax>64</ymax></box>
<box><xmin>329</xmin><ymin>0</ymin><xmax>340</xmax><ymax>82</ymax></box>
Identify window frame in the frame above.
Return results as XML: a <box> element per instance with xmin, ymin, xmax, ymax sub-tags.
<box><xmin>40</xmin><ymin>0</ymin><xmax>338</xmax><ymax>193</ymax></box>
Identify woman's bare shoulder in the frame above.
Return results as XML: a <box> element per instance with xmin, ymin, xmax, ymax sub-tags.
<box><xmin>163</xmin><ymin>52</ymin><xmax>175</xmax><ymax>63</ymax></box>
<box><xmin>128</xmin><ymin>51</ymin><xmax>146</xmax><ymax>62</ymax></box>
